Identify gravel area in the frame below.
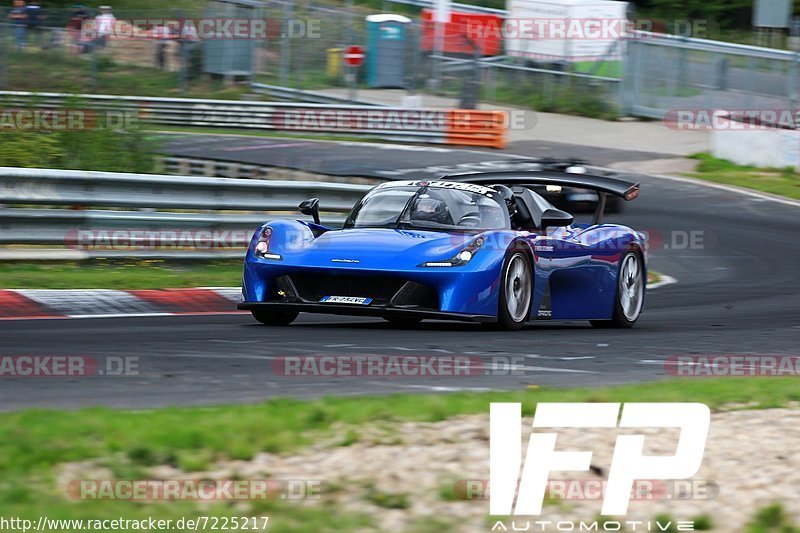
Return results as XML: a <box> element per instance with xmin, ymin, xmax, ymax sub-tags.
<box><xmin>58</xmin><ymin>408</ymin><xmax>800</xmax><ymax>532</ymax></box>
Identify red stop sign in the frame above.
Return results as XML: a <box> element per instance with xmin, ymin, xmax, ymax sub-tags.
<box><xmin>344</xmin><ymin>45</ymin><xmax>366</xmax><ymax>67</ymax></box>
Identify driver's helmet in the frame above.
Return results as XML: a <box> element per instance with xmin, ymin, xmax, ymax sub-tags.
<box><xmin>491</xmin><ymin>184</ymin><xmax>517</xmax><ymax>218</ymax></box>
<box><xmin>412</xmin><ymin>193</ymin><xmax>450</xmax><ymax>224</ymax></box>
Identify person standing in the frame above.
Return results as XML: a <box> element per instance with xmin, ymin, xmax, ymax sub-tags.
<box><xmin>66</xmin><ymin>5</ymin><xmax>90</xmax><ymax>53</ymax></box>
<box><xmin>94</xmin><ymin>5</ymin><xmax>116</xmax><ymax>47</ymax></box>
<box><xmin>8</xmin><ymin>0</ymin><xmax>27</xmax><ymax>51</ymax></box>
<box><xmin>25</xmin><ymin>0</ymin><xmax>44</xmax><ymax>48</ymax></box>
<box><xmin>152</xmin><ymin>22</ymin><xmax>171</xmax><ymax>70</ymax></box>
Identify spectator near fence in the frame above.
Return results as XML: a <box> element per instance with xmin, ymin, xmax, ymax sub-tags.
<box><xmin>66</xmin><ymin>5</ymin><xmax>90</xmax><ymax>53</ymax></box>
<box><xmin>152</xmin><ymin>23</ymin><xmax>173</xmax><ymax>70</ymax></box>
<box><xmin>8</xmin><ymin>0</ymin><xmax>26</xmax><ymax>51</ymax></box>
<box><xmin>94</xmin><ymin>5</ymin><xmax>116</xmax><ymax>47</ymax></box>
<box><xmin>25</xmin><ymin>0</ymin><xmax>44</xmax><ymax>48</ymax></box>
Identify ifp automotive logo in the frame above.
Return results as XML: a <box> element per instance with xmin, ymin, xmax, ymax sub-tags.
<box><xmin>489</xmin><ymin>403</ymin><xmax>710</xmax><ymax>530</ymax></box>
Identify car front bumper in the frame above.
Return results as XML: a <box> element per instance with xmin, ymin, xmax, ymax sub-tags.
<box><xmin>237</xmin><ymin>301</ymin><xmax>496</xmax><ymax>323</ymax></box>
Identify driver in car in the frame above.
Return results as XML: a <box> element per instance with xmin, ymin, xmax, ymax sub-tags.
<box><xmin>411</xmin><ymin>194</ymin><xmax>454</xmax><ymax>225</ymax></box>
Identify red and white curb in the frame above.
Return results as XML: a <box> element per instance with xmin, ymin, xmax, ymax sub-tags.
<box><xmin>0</xmin><ymin>287</ymin><xmax>243</xmax><ymax>320</ymax></box>
<box><xmin>0</xmin><ymin>275</ymin><xmax>674</xmax><ymax>320</ymax></box>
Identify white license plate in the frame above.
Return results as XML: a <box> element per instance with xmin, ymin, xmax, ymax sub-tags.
<box><xmin>320</xmin><ymin>296</ymin><xmax>373</xmax><ymax>305</ymax></box>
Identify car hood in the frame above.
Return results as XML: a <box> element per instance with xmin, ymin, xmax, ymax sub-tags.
<box><xmin>280</xmin><ymin>228</ymin><xmax>478</xmax><ymax>269</ymax></box>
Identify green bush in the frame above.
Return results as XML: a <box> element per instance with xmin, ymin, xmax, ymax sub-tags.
<box><xmin>0</xmin><ymin>131</ymin><xmax>63</xmax><ymax>167</ymax></box>
<box><xmin>0</xmin><ymin>123</ymin><xmax>157</xmax><ymax>173</ymax></box>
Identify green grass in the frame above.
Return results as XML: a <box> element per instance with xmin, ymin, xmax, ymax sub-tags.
<box><xmin>572</xmin><ymin>60</ymin><xmax>623</xmax><ymax>78</ymax></box>
<box><xmin>363</xmin><ymin>483</ymin><xmax>411</xmax><ymax>510</ymax></box>
<box><xmin>6</xmin><ymin>49</ymin><xmax>252</xmax><ymax>99</ymax></box>
<box><xmin>6</xmin><ymin>46</ymin><xmax>339</xmax><ymax>99</ymax></box>
<box><xmin>747</xmin><ymin>503</ymin><xmax>798</xmax><ymax>532</ymax></box>
<box><xmin>687</xmin><ymin>153</ymin><xmax>800</xmax><ymax>200</ymax></box>
<box><xmin>0</xmin><ymin>260</ymin><xmax>243</xmax><ymax>289</ymax></box>
<box><xmin>2</xmin><ymin>378</ymin><xmax>799</xmax><ymax>530</ymax></box>
<box><xmin>4</xmin><ymin>378</ymin><xmax>800</xmax><ymax>473</ymax></box>
<box><xmin>481</xmin><ymin>76</ymin><xmax>618</xmax><ymax>120</ymax></box>
<box><xmin>693</xmin><ymin>514</ymin><xmax>714</xmax><ymax>530</ymax></box>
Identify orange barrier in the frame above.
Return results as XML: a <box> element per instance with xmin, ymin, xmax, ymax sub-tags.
<box><xmin>446</xmin><ymin>110</ymin><xmax>508</xmax><ymax>149</ymax></box>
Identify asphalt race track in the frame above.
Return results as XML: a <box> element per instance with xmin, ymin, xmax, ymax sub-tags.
<box><xmin>163</xmin><ymin>134</ymin><xmax>534</xmax><ymax>179</ymax></box>
<box><xmin>162</xmin><ymin>134</ymin><xmax>668</xmax><ymax>179</ymax></box>
<box><xmin>2</xmin><ymin>149</ymin><xmax>799</xmax><ymax>409</ymax></box>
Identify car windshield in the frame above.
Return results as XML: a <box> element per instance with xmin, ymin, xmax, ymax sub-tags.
<box><xmin>346</xmin><ymin>183</ymin><xmax>510</xmax><ymax>230</ymax></box>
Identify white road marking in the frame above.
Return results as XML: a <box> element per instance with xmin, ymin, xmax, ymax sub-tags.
<box><xmin>639</xmin><ymin>359</ymin><xmax>700</xmax><ymax>366</ymax></box>
<box><xmin>67</xmin><ymin>312</ymin><xmax>175</xmax><ymax>319</ymax></box>
<box><xmin>511</xmin><ymin>365</ymin><xmax>597</xmax><ymax>374</ymax></box>
<box><xmin>378</xmin><ymin>384</ymin><xmax>496</xmax><ymax>392</ymax></box>
<box><xmin>151</xmin><ymin>353</ymin><xmax>282</xmax><ymax>361</ymax></box>
<box><xmin>209</xmin><ymin>340</ymin><xmax>261</xmax><ymax>344</ymax></box>
<box><xmin>653</xmin><ymin>173</ymin><xmax>800</xmax><ymax>208</ymax></box>
<box><xmin>343</xmin><ymin>345</ymin><xmax>453</xmax><ymax>353</ymax></box>
<box><xmin>648</xmin><ymin>274</ymin><xmax>679</xmax><ymax>290</ymax></box>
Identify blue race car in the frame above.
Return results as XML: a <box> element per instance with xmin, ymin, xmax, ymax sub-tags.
<box><xmin>238</xmin><ymin>171</ymin><xmax>645</xmax><ymax>330</ymax></box>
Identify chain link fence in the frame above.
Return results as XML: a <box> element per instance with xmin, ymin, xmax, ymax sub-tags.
<box><xmin>622</xmin><ymin>31</ymin><xmax>799</xmax><ymax>119</ymax></box>
<box><xmin>0</xmin><ymin>2</ymin><xmax>617</xmax><ymax>114</ymax></box>
<box><xmin>0</xmin><ymin>3</ymin><xmax>796</xmax><ymax>121</ymax></box>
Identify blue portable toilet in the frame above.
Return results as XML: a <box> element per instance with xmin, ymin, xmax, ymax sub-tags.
<box><xmin>365</xmin><ymin>14</ymin><xmax>411</xmax><ymax>88</ymax></box>
<box><xmin>203</xmin><ymin>0</ymin><xmax>262</xmax><ymax>78</ymax></box>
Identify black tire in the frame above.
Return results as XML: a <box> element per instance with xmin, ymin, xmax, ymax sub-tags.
<box><xmin>590</xmin><ymin>252</ymin><xmax>644</xmax><ymax>329</ymax></box>
<box><xmin>251</xmin><ymin>309</ymin><xmax>299</xmax><ymax>326</ymax></box>
<box><xmin>496</xmin><ymin>250</ymin><xmax>533</xmax><ymax>331</ymax></box>
<box><xmin>383</xmin><ymin>316</ymin><xmax>423</xmax><ymax>326</ymax></box>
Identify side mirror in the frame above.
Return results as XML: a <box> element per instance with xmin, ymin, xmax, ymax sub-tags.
<box><xmin>540</xmin><ymin>208</ymin><xmax>573</xmax><ymax>228</ymax></box>
<box><xmin>298</xmin><ymin>198</ymin><xmax>320</xmax><ymax>225</ymax></box>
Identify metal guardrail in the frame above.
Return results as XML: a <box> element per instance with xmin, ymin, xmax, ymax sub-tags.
<box><xmin>433</xmin><ymin>54</ymin><xmax>622</xmax><ymax>83</ymax></box>
<box><xmin>630</xmin><ymin>30</ymin><xmax>797</xmax><ymax>60</ymax></box>
<box><xmin>156</xmin><ymin>156</ymin><xmax>385</xmax><ymax>184</ymax></box>
<box><xmin>158</xmin><ymin>156</ymin><xmax>280</xmax><ymax>180</ymax></box>
<box><xmin>0</xmin><ymin>167</ymin><xmax>370</xmax><ymax>256</ymax></box>
<box><xmin>0</xmin><ymin>91</ymin><xmax>507</xmax><ymax>148</ymax></box>
<box><xmin>250</xmin><ymin>83</ymin><xmax>383</xmax><ymax>106</ymax></box>
<box><xmin>0</xmin><ymin>167</ymin><xmax>367</xmax><ymax>212</ymax></box>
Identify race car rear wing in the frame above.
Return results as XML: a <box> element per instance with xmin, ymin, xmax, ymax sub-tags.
<box><xmin>442</xmin><ymin>170</ymin><xmax>640</xmax><ymax>224</ymax></box>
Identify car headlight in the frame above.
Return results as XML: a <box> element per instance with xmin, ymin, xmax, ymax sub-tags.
<box><xmin>420</xmin><ymin>237</ymin><xmax>485</xmax><ymax>267</ymax></box>
<box><xmin>254</xmin><ymin>226</ymin><xmax>282</xmax><ymax>260</ymax></box>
